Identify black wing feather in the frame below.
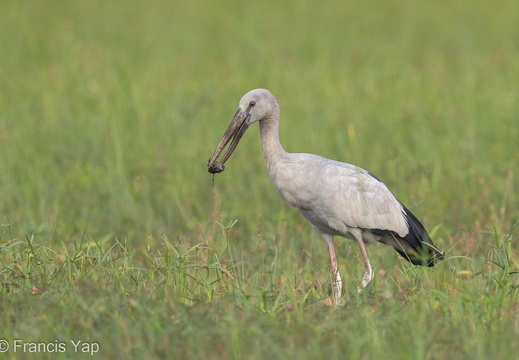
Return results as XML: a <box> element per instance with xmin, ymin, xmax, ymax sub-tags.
<box><xmin>371</xmin><ymin>203</ymin><xmax>443</xmax><ymax>267</ymax></box>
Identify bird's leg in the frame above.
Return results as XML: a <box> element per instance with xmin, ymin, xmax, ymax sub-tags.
<box><xmin>353</xmin><ymin>232</ymin><xmax>374</xmax><ymax>293</ymax></box>
<box><xmin>323</xmin><ymin>234</ymin><xmax>343</xmax><ymax>305</ymax></box>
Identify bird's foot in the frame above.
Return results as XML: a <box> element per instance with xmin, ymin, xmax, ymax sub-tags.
<box><xmin>357</xmin><ymin>270</ymin><xmax>374</xmax><ymax>293</ymax></box>
<box><xmin>325</xmin><ymin>297</ymin><xmax>345</xmax><ymax>306</ymax></box>
<box><xmin>325</xmin><ymin>297</ymin><xmax>333</xmax><ymax>306</ymax></box>
<box><xmin>326</xmin><ymin>270</ymin><xmax>344</xmax><ymax>306</ymax></box>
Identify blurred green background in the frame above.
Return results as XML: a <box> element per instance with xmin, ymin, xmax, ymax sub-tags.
<box><xmin>1</xmin><ymin>0</ymin><xmax>517</xmax><ymax>242</ymax></box>
<box><xmin>0</xmin><ymin>0</ymin><xmax>518</xmax><ymax>359</ymax></box>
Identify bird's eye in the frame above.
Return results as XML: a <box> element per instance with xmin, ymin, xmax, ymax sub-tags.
<box><xmin>249</xmin><ymin>101</ymin><xmax>256</xmax><ymax>107</ymax></box>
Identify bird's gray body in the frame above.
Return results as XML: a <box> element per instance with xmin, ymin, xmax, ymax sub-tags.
<box><xmin>208</xmin><ymin>88</ymin><xmax>443</xmax><ymax>304</ymax></box>
<box><xmin>266</xmin><ymin>151</ymin><xmax>408</xmax><ymax>239</ymax></box>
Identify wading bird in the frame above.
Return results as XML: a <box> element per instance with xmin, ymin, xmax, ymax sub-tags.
<box><xmin>207</xmin><ymin>89</ymin><xmax>443</xmax><ymax>305</ymax></box>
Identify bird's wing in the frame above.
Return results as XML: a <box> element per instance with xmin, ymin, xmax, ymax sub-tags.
<box><xmin>320</xmin><ymin>161</ymin><xmax>409</xmax><ymax>237</ymax></box>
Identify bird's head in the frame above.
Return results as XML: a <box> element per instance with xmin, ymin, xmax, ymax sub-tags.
<box><xmin>207</xmin><ymin>89</ymin><xmax>278</xmax><ymax>174</ymax></box>
<box><xmin>238</xmin><ymin>88</ymin><xmax>279</xmax><ymax>125</ymax></box>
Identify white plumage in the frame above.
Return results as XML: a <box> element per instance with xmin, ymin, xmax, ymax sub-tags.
<box><xmin>208</xmin><ymin>88</ymin><xmax>443</xmax><ymax>305</ymax></box>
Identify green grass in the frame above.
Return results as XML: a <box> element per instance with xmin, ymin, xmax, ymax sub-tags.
<box><xmin>1</xmin><ymin>0</ymin><xmax>518</xmax><ymax>359</ymax></box>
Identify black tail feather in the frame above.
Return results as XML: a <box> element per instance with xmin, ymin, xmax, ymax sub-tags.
<box><xmin>378</xmin><ymin>204</ymin><xmax>444</xmax><ymax>267</ymax></box>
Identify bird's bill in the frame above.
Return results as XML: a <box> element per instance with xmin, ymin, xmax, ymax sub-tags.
<box><xmin>207</xmin><ymin>108</ymin><xmax>250</xmax><ymax>169</ymax></box>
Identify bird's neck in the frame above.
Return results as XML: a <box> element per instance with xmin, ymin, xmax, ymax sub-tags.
<box><xmin>259</xmin><ymin>116</ymin><xmax>287</xmax><ymax>170</ymax></box>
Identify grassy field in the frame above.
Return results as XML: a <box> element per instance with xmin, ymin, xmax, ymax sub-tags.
<box><xmin>1</xmin><ymin>0</ymin><xmax>518</xmax><ymax>359</ymax></box>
